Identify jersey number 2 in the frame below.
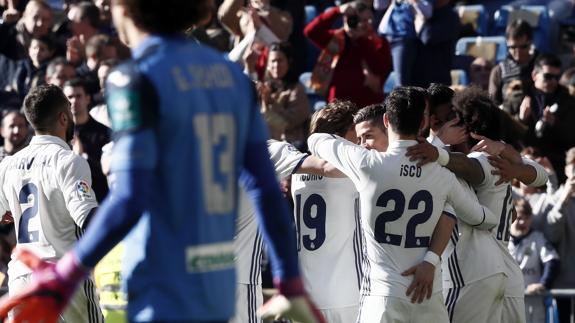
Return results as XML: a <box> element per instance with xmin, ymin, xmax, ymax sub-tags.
<box><xmin>375</xmin><ymin>189</ymin><xmax>433</xmax><ymax>248</ymax></box>
<box><xmin>18</xmin><ymin>183</ymin><xmax>39</xmax><ymax>243</ymax></box>
<box><xmin>194</xmin><ymin>114</ymin><xmax>236</xmax><ymax>214</ymax></box>
<box><xmin>295</xmin><ymin>194</ymin><xmax>326</xmax><ymax>251</ymax></box>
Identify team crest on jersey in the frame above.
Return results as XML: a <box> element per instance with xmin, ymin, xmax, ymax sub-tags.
<box><xmin>76</xmin><ymin>180</ymin><xmax>92</xmax><ymax>198</ymax></box>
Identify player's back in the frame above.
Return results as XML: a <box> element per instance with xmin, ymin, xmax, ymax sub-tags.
<box><xmin>360</xmin><ymin>141</ymin><xmax>456</xmax><ymax>299</ymax></box>
<box><xmin>111</xmin><ymin>36</ymin><xmax>260</xmax><ymax>320</ymax></box>
<box><xmin>291</xmin><ymin>174</ymin><xmax>362</xmax><ymax>309</ymax></box>
<box><xmin>0</xmin><ymin>136</ymin><xmax>96</xmax><ymax>280</ymax></box>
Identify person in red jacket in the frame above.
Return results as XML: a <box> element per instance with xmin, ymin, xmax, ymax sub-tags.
<box><xmin>304</xmin><ymin>0</ymin><xmax>391</xmax><ymax>108</ymax></box>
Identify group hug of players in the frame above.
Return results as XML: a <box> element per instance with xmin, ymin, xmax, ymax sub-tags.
<box><xmin>238</xmin><ymin>85</ymin><xmax>549</xmax><ymax>323</ymax></box>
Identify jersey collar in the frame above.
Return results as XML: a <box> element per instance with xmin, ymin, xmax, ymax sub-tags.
<box><xmin>388</xmin><ymin>139</ymin><xmax>418</xmax><ymax>149</ymax></box>
<box><xmin>29</xmin><ymin>135</ymin><xmax>70</xmax><ymax>150</ymax></box>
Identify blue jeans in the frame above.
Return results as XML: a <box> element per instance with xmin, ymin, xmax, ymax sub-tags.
<box><xmin>389</xmin><ymin>37</ymin><xmax>418</xmax><ymax>86</ymax></box>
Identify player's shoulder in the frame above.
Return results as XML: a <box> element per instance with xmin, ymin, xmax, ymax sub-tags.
<box><xmin>54</xmin><ymin>148</ymin><xmax>90</xmax><ymax>172</ymax></box>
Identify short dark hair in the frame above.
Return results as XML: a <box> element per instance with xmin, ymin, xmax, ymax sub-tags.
<box><xmin>452</xmin><ymin>86</ymin><xmax>501</xmax><ymax>141</ymax></box>
<box><xmin>23</xmin><ymin>84</ymin><xmax>70</xmax><ymax>131</ymax></box>
<box><xmin>427</xmin><ymin>83</ymin><xmax>454</xmax><ymax>115</ymax></box>
<box><xmin>46</xmin><ymin>57</ymin><xmax>74</xmax><ymax>78</ymax></box>
<box><xmin>384</xmin><ymin>87</ymin><xmax>427</xmax><ymax>136</ymax></box>
<box><xmin>74</xmin><ymin>1</ymin><xmax>101</xmax><ymax>29</ymax></box>
<box><xmin>506</xmin><ymin>19</ymin><xmax>533</xmax><ymax>41</ymax></box>
<box><xmin>309</xmin><ymin>100</ymin><xmax>358</xmax><ymax>136</ymax></box>
<box><xmin>514</xmin><ymin>197</ymin><xmax>532</xmax><ymax>216</ymax></box>
<box><xmin>85</xmin><ymin>34</ymin><xmax>114</xmax><ymax>58</ymax></box>
<box><xmin>30</xmin><ymin>34</ymin><xmax>56</xmax><ymax>52</ymax></box>
<box><xmin>63</xmin><ymin>78</ymin><xmax>90</xmax><ymax>95</ymax></box>
<box><xmin>119</xmin><ymin>0</ymin><xmax>213</xmax><ymax>34</ymax></box>
<box><xmin>534</xmin><ymin>53</ymin><xmax>562</xmax><ymax>73</ymax></box>
<box><xmin>353</xmin><ymin>103</ymin><xmax>386</xmax><ymax>130</ymax></box>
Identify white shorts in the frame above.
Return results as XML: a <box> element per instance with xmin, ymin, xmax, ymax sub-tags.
<box><xmin>9</xmin><ymin>274</ymin><xmax>103</xmax><ymax>323</ymax></box>
<box><xmin>229</xmin><ymin>283</ymin><xmax>262</xmax><ymax>323</ymax></box>
<box><xmin>502</xmin><ymin>296</ymin><xmax>527</xmax><ymax>323</ymax></box>
<box><xmin>443</xmin><ymin>273</ymin><xmax>505</xmax><ymax>323</ymax></box>
<box><xmin>319</xmin><ymin>305</ymin><xmax>358</xmax><ymax>323</ymax></box>
<box><xmin>357</xmin><ymin>293</ymin><xmax>449</xmax><ymax>323</ymax></box>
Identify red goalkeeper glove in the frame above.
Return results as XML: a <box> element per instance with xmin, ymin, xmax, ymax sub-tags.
<box><xmin>0</xmin><ymin>248</ymin><xmax>88</xmax><ymax>323</ymax></box>
<box><xmin>257</xmin><ymin>277</ymin><xmax>326</xmax><ymax>323</ymax></box>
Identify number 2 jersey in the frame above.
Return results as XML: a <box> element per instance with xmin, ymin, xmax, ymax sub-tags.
<box><xmin>308</xmin><ymin>135</ymin><xmax>498</xmax><ymax>300</ymax></box>
<box><xmin>0</xmin><ymin>135</ymin><xmax>98</xmax><ymax>280</ymax></box>
<box><xmin>291</xmin><ymin>174</ymin><xmax>362</xmax><ymax>309</ymax></box>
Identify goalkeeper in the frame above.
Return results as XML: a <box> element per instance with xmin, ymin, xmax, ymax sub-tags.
<box><xmin>0</xmin><ymin>0</ymin><xmax>324</xmax><ymax>322</ymax></box>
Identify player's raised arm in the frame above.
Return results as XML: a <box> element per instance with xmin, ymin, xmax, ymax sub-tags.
<box><xmin>446</xmin><ymin>174</ymin><xmax>498</xmax><ymax>230</ymax></box>
<box><xmin>307</xmin><ymin>133</ymin><xmax>371</xmax><ymax>189</ymax></box>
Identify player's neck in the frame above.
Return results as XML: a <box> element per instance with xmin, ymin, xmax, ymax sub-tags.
<box><xmin>387</xmin><ymin>130</ymin><xmax>417</xmax><ymax>142</ymax></box>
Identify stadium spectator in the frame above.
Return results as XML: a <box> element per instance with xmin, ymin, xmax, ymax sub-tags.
<box><xmin>45</xmin><ymin>57</ymin><xmax>76</xmax><ymax>87</ymax></box>
<box><xmin>89</xmin><ymin>58</ymin><xmax>118</xmax><ymax>127</ymax></box>
<box><xmin>543</xmin><ymin>147</ymin><xmax>575</xmax><ymax>323</ymax></box>
<box><xmin>257</xmin><ymin>42</ymin><xmax>310</xmax><ymax>148</ymax></box>
<box><xmin>509</xmin><ymin>197</ymin><xmax>560</xmax><ymax>323</ymax></box>
<box><xmin>66</xmin><ymin>1</ymin><xmax>102</xmax><ymax>66</ymax></box>
<box><xmin>376</xmin><ymin>0</ymin><xmax>433</xmax><ymax>86</ymax></box>
<box><xmin>305</xmin><ymin>0</ymin><xmax>391</xmax><ymax>107</ymax></box>
<box><xmin>11</xmin><ymin>34</ymin><xmax>55</xmax><ymax>99</ymax></box>
<box><xmin>0</xmin><ymin>0</ymin><xmax>54</xmax><ymax>60</ymax></box>
<box><xmin>63</xmin><ymin>78</ymin><xmax>110</xmax><ymax>202</ymax></box>
<box><xmin>0</xmin><ymin>110</ymin><xmax>29</xmax><ymax>161</ymax></box>
<box><xmin>523</xmin><ymin>54</ymin><xmax>575</xmax><ymax>183</ymax></box>
<box><xmin>78</xmin><ymin>34</ymin><xmax>118</xmax><ymax>96</ymax></box>
<box><xmin>469</xmin><ymin>57</ymin><xmax>493</xmax><ymax>91</ymax></box>
<box><xmin>489</xmin><ymin>20</ymin><xmax>537</xmax><ymax>106</ymax></box>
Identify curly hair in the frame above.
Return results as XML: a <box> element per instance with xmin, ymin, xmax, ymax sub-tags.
<box><xmin>452</xmin><ymin>86</ymin><xmax>501</xmax><ymax>141</ymax></box>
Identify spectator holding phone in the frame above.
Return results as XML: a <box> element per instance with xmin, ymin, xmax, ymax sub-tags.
<box><xmin>304</xmin><ymin>0</ymin><xmax>391</xmax><ymax>107</ymax></box>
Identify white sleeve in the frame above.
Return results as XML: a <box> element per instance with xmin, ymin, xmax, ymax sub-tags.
<box><xmin>446</xmin><ymin>172</ymin><xmax>498</xmax><ymax>230</ymax></box>
<box><xmin>0</xmin><ymin>161</ymin><xmax>9</xmax><ymax>216</ymax></box>
<box><xmin>427</xmin><ymin>134</ymin><xmax>446</xmax><ymax>149</ymax></box>
<box><xmin>521</xmin><ymin>157</ymin><xmax>549</xmax><ymax>188</ymax></box>
<box><xmin>58</xmin><ymin>153</ymin><xmax>98</xmax><ymax>228</ymax></box>
<box><xmin>308</xmin><ymin>133</ymin><xmax>371</xmax><ymax>190</ymax></box>
<box><xmin>267</xmin><ymin>140</ymin><xmax>307</xmax><ymax>179</ymax></box>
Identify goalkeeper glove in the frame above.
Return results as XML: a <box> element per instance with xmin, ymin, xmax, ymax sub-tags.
<box><xmin>257</xmin><ymin>277</ymin><xmax>326</xmax><ymax>323</ymax></box>
<box><xmin>0</xmin><ymin>248</ymin><xmax>88</xmax><ymax>323</ymax></box>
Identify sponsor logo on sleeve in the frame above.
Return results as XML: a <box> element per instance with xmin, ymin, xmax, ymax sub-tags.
<box><xmin>75</xmin><ymin>180</ymin><xmax>92</xmax><ymax>199</ymax></box>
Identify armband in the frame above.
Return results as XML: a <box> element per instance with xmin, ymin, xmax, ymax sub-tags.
<box><xmin>437</xmin><ymin>148</ymin><xmax>450</xmax><ymax>167</ymax></box>
<box><xmin>423</xmin><ymin>250</ymin><xmax>441</xmax><ymax>268</ymax></box>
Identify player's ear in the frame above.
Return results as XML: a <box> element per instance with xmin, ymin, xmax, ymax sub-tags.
<box><xmin>383</xmin><ymin>112</ymin><xmax>389</xmax><ymax>129</ymax></box>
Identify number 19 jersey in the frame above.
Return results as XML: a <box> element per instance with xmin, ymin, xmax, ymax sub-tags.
<box><xmin>308</xmin><ymin>136</ymin><xmax>499</xmax><ymax>300</ymax></box>
<box><xmin>291</xmin><ymin>174</ymin><xmax>362</xmax><ymax>309</ymax></box>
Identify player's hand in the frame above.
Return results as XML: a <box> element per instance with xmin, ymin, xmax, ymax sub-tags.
<box><xmin>487</xmin><ymin>155</ymin><xmax>515</xmax><ymax>186</ymax></box>
<box><xmin>257</xmin><ymin>277</ymin><xmax>326</xmax><ymax>323</ymax></box>
<box><xmin>405</xmin><ymin>137</ymin><xmax>438</xmax><ymax>167</ymax></box>
<box><xmin>402</xmin><ymin>261</ymin><xmax>435</xmax><ymax>304</ymax></box>
<box><xmin>1</xmin><ymin>211</ymin><xmax>13</xmax><ymax>224</ymax></box>
<box><xmin>470</xmin><ymin>133</ymin><xmax>505</xmax><ymax>156</ymax></box>
<box><xmin>0</xmin><ymin>248</ymin><xmax>88</xmax><ymax>323</ymax></box>
<box><xmin>519</xmin><ymin>96</ymin><xmax>532</xmax><ymax>123</ymax></box>
<box><xmin>436</xmin><ymin>117</ymin><xmax>467</xmax><ymax>146</ymax></box>
<box><xmin>525</xmin><ymin>283</ymin><xmax>546</xmax><ymax>295</ymax></box>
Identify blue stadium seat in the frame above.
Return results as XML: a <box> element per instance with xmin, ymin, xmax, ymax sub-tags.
<box><xmin>457</xmin><ymin>5</ymin><xmax>489</xmax><ymax>36</ymax></box>
<box><xmin>305</xmin><ymin>5</ymin><xmax>318</xmax><ymax>26</ymax></box>
<box><xmin>455</xmin><ymin>36</ymin><xmax>507</xmax><ymax>63</ymax></box>
<box><xmin>384</xmin><ymin>71</ymin><xmax>398</xmax><ymax>95</ymax></box>
<box><xmin>299</xmin><ymin>72</ymin><xmax>327</xmax><ymax>112</ymax></box>
<box><xmin>493</xmin><ymin>5</ymin><xmax>551</xmax><ymax>53</ymax></box>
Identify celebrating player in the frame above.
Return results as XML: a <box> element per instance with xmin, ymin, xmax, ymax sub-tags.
<box><xmin>0</xmin><ymin>84</ymin><xmax>103</xmax><ymax>322</ymax></box>
<box><xmin>0</xmin><ymin>1</ymin><xmax>324</xmax><ymax>322</ymax></box>
<box><xmin>308</xmin><ymin>86</ymin><xmax>499</xmax><ymax>323</ymax></box>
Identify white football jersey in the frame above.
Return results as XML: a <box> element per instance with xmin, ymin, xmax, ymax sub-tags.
<box><xmin>508</xmin><ymin>231</ymin><xmax>558</xmax><ymax>287</ymax></box>
<box><xmin>469</xmin><ymin>152</ymin><xmax>550</xmax><ymax>297</ymax></box>
<box><xmin>0</xmin><ymin>136</ymin><xmax>98</xmax><ymax>280</ymax></box>
<box><xmin>441</xmin><ymin>178</ymin><xmax>506</xmax><ymax>289</ymax></box>
<box><xmin>291</xmin><ymin>174</ymin><xmax>362</xmax><ymax>309</ymax></box>
<box><xmin>308</xmin><ymin>135</ymin><xmax>498</xmax><ymax>300</ymax></box>
<box><xmin>234</xmin><ymin>140</ymin><xmax>307</xmax><ymax>284</ymax></box>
